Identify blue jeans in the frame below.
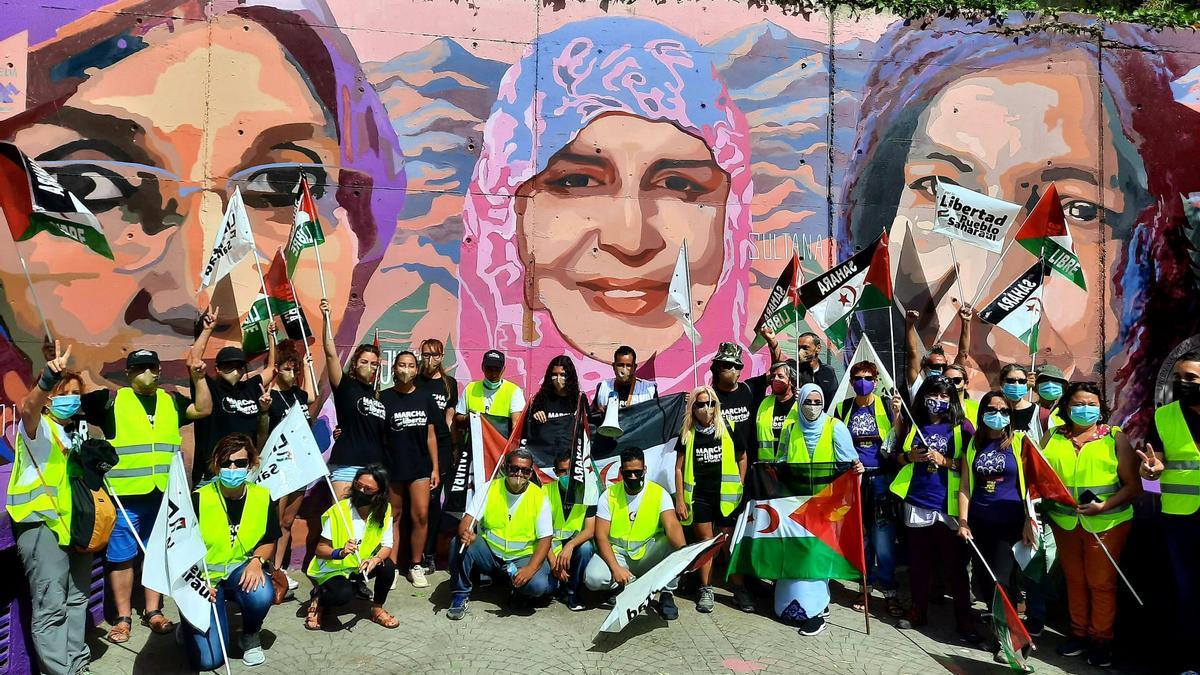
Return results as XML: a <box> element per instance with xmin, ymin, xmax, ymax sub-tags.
<box><xmin>449</xmin><ymin>537</ymin><xmax>553</xmax><ymax>599</ymax></box>
<box><xmin>180</xmin><ymin>562</ymin><xmax>274</xmax><ymax>671</ymax></box>
<box><xmin>550</xmin><ymin>540</ymin><xmax>595</xmax><ymax>598</ymax></box>
<box><xmin>864</xmin><ymin>473</ymin><xmax>898</xmax><ymax>592</ymax></box>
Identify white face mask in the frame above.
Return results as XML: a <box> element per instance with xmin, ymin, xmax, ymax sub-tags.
<box><xmin>801</xmin><ymin>403</ymin><xmax>822</xmax><ymax>422</ymax></box>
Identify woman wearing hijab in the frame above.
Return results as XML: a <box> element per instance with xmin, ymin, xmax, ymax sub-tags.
<box><xmin>456</xmin><ymin>16</ymin><xmax>757</xmax><ymax>393</ymax></box>
<box><xmin>774</xmin><ymin>383</ymin><xmax>858</xmax><ymax>637</ymax></box>
<box><xmin>891</xmin><ymin>376</ymin><xmax>980</xmax><ymax>644</ymax></box>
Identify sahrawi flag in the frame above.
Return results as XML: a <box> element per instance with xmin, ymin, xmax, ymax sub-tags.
<box><xmin>978</xmin><ymin>260</ymin><xmax>1050</xmax><ymax>354</ymax></box>
<box><xmin>750</xmin><ymin>252</ymin><xmax>802</xmax><ymax>351</ymax></box>
<box><xmin>253</xmin><ymin>403</ymin><xmax>327</xmax><ymax>499</ymax></box>
<box><xmin>200</xmin><ymin>186</ymin><xmax>255</xmax><ymax>289</ymax></box>
<box><xmin>285</xmin><ymin>175</ymin><xmax>326</xmax><ymax>277</ymax></box>
<box><xmin>0</xmin><ymin>142</ymin><xmax>113</xmax><ymax>258</ymax></box>
<box><xmin>589</xmin><ymin>393</ymin><xmax>687</xmax><ymax>493</ymax></box>
<box><xmin>522</xmin><ymin>399</ymin><xmax>600</xmax><ymax>506</ymax></box>
<box><xmin>992</xmin><ymin>582</ymin><xmax>1035</xmax><ymax>672</ymax></box>
<box><xmin>729</xmin><ymin>462</ymin><xmax>865</xmax><ymax>581</ymax></box>
<box><xmin>664</xmin><ymin>240</ymin><xmax>700</xmax><ymax>343</ymax></box>
<box><xmin>798</xmin><ymin>230</ymin><xmax>891</xmax><ymax>348</ymax></box>
<box><xmin>142</xmin><ymin>452</ymin><xmax>212</xmax><ymax>632</ymax></box>
<box><xmin>242</xmin><ymin>249</ymin><xmax>312</xmax><ymax>355</ymax></box>
<box><xmin>933</xmin><ymin>181</ymin><xmax>1021</xmax><ymax>254</ymax></box>
<box><xmin>1015</xmin><ymin>183</ymin><xmax>1087</xmax><ymax>290</ymax></box>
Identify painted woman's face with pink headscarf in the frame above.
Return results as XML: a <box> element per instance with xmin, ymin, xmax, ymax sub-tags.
<box><xmin>516</xmin><ymin>112</ymin><xmax>729</xmax><ymax>358</ymax></box>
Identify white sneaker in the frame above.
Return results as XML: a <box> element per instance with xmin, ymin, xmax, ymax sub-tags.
<box><xmin>286</xmin><ymin>575</ymin><xmax>300</xmax><ymax>591</ymax></box>
<box><xmin>410</xmin><ymin>564</ymin><xmax>429</xmax><ymax>588</ymax></box>
<box><xmin>243</xmin><ymin>646</ymin><xmax>265</xmax><ymax>667</ymax></box>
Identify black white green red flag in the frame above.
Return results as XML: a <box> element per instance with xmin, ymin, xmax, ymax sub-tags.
<box><xmin>992</xmin><ymin>582</ymin><xmax>1035</xmax><ymax>672</ymax></box>
<box><xmin>285</xmin><ymin>175</ymin><xmax>326</xmax><ymax>277</ymax></box>
<box><xmin>798</xmin><ymin>230</ymin><xmax>892</xmax><ymax>348</ymax></box>
<box><xmin>0</xmin><ymin>142</ymin><xmax>112</xmax><ymax>259</ymax></box>
<box><xmin>1014</xmin><ymin>183</ymin><xmax>1086</xmax><ymax>291</ymax></box>
<box><xmin>751</xmin><ymin>251</ymin><xmax>803</xmax><ymax>350</ymax></box>
<box><xmin>979</xmin><ymin>260</ymin><xmax>1050</xmax><ymax>355</ymax></box>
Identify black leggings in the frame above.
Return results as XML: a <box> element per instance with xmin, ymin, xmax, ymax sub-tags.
<box><xmin>906</xmin><ymin>521</ymin><xmax>972</xmax><ymax>629</ymax></box>
<box><xmin>318</xmin><ymin>558</ymin><xmax>396</xmax><ymax>606</ymax></box>
<box><xmin>968</xmin><ymin>514</ymin><xmax>1023</xmax><ymax>609</ymax></box>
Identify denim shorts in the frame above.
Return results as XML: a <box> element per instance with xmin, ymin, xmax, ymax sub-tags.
<box><xmin>328</xmin><ymin>465</ymin><xmax>365</xmax><ymax>483</ymax></box>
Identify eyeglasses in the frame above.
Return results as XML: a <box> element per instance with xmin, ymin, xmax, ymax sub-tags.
<box><xmin>352</xmin><ymin>485</ymin><xmax>378</xmax><ymax>496</ymax></box>
<box><xmin>693</xmin><ymin>400</ymin><xmax>716</xmax><ymax>409</ymax></box>
<box><xmin>946</xmin><ymin>377</ymin><xmax>965</xmax><ymax>385</ymax></box>
<box><xmin>507</xmin><ymin>466</ymin><xmax>535</xmax><ymax>477</ymax></box>
<box><xmin>219</xmin><ymin>458</ymin><xmax>250</xmax><ymax>469</ymax></box>
<box><xmin>421</xmin><ymin>353</ymin><xmax>443</xmax><ymax>360</ymax></box>
<box><xmin>1003</xmin><ymin>378</ymin><xmax>1028</xmax><ymax>385</ymax></box>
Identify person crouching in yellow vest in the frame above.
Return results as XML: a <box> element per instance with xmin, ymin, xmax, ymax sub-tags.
<box><xmin>87</xmin><ymin>348</ymin><xmax>212</xmax><ymax>644</ymax></box>
<box><xmin>548</xmin><ymin>453</ymin><xmax>596</xmax><ymax>612</ymax></box>
<box><xmin>1040</xmin><ymin>381</ymin><xmax>1139</xmax><ymax>667</ymax></box>
<box><xmin>447</xmin><ymin>448</ymin><xmax>553</xmax><ymax>620</ymax></box>
<box><xmin>182</xmin><ymin>434</ymin><xmax>278</xmax><ymax>670</ymax></box>
<box><xmin>585</xmin><ymin>447</ymin><xmax>687</xmax><ymax>620</ymax></box>
<box><xmin>674</xmin><ymin>386</ymin><xmax>745</xmax><ymax>614</ymax></box>
<box><xmin>6</xmin><ymin>342</ymin><xmax>98</xmax><ymax>675</ymax></box>
<box><xmin>307</xmin><ymin>464</ymin><xmax>398</xmax><ymax>630</ymax></box>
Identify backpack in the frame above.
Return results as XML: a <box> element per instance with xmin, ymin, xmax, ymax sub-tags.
<box><xmin>67</xmin><ymin>474</ymin><xmax>116</xmax><ymax>552</ymax></box>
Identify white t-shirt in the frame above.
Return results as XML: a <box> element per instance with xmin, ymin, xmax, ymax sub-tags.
<box><xmin>455</xmin><ymin>382</ymin><xmax>527</xmax><ymax>416</ymax></box>
<box><xmin>596</xmin><ymin>483</ymin><xmax>674</xmax><ymax>523</ymax></box>
<box><xmin>595</xmin><ymin>378</ymin><xmax>657</xmax><ymax>410</ymax></box>
<box><xmin>322</xmin><ymin>505</ymin><xmax>394</xmax><ymax>550</ymax></box>
<box><xmin>15</xmin><ymin>418</ymin><xmax>80</xmax><ymax>486</ymax></box>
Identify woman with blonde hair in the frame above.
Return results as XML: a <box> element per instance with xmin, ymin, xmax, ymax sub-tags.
<box><xmin>674</xmin><ymin>385</ymin><xmax>746</xmax><ymax>613</ymax></box>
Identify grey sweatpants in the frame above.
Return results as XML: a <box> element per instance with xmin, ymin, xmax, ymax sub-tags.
<box><xmin>16</xmin><ymin>523</ymin><xmax>92</xmax><ymax>675</ymax></box>
<box><xmin>583</xmin><ymin>536</ymin><xmax>679</xmax><ymax>592</ymax></box>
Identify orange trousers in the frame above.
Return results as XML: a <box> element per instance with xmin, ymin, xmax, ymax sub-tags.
<box><xmin>1050</xmin><ymin>520</ymin><xmax>1131</xmax><ymax>641</ymax></box>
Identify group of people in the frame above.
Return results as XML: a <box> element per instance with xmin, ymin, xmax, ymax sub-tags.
<box><xmin>7</xmin><ymin>302</ymin><xmax>1200</xmax><ymax>673</ymax></box>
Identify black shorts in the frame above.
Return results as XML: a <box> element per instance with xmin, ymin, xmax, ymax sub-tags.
<box><xmin>387</xmin><ymin>446</ymin><xmax>434</xmax><ymax>483</ymax></box>
<box><xmin>690</xmin><ymin>488</ymin><xmax>740</xmax><ymax>528</ymax></box>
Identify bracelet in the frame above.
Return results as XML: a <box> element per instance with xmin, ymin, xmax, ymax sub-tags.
<box><xmin>331</xmin><ymin>548</ymin><xmax>345</xmax><ymax>560</ymax></box>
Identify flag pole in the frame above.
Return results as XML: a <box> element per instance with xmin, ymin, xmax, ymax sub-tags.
<box><xmin>311</xmin><ymin>236</ymin><xmax>330</xmax><ymax>302</ymax></box>
<box><xmin>946</xmin><ymin>238</ymin><xmax>969</xmax><ymax>311</ymax></box>
<box><xmin>199</xmin><ymin>558</ymin><xmax>235</xmax><ymax>675</ymax></box>
<box><xmin>321</xmin><ymin>476</ymin><xmax>363</xmax><ymax>566</ymax></box>
<box><xmin>458</xmin><ymin>438</ymin><xmax>507</xmax><ymax>554</ymax></box>
<box><xmin>857</xmin><ymin>473</ymin><xmax>870</xmax><ymax>635</ymax></box>
<box><xmin>683</xmin><ymin>240</ymin><xmax>698</xmax><ymax>390</ymax></box>
<box><xmin>14</xmin><ymin>244</ymin><xmax>53</xmax><ymax>340</ymax></box>
<box><xmin>284</xmin><ymin>273</ymin><xmax>321</xmax><ymax>392</ymax></box>
<box><xmin>967</xmin><ymin>236</ymin><xmax>1018</xmax><ymax>311</ymax></box>
<box><xmin>1089</xmin><ymin>530</ymin><xmax>1144</xmax><ymax>606</ymax></box>
<box><xmin>250</xmin><ymin>249</ymin><xmax>276</xmax><ymax>327</ymax></box>
<box><xmin>103</xmin><ymin>480</ymin><xmax>148</xmax><ymax>556</ymax></box>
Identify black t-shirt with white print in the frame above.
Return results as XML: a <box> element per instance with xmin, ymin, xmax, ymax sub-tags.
<box><xmin>330</xmin><ymin>376</ymin><xmax>386</xmax><ymax>468</ymax></box>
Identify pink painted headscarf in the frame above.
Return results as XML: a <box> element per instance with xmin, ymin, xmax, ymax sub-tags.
<box><xmin>456</xmin><ymin>16</ymin><xmax>755</xmax><ymax>394</ymax></box>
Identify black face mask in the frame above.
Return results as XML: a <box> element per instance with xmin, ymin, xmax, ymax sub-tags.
<box><xmin>1175</xmin><ymin>380</ymin><xmax>1200</xmax><ymax>405</ymax></box>
<box><xmin>350</xmin><ymin>490</ymin><xmax>374</xmax><ymax>508</ymax></box>
<box><xmin>623</xmin><ymin>475</ymin><xmax>644</xmax><ymax>494</ymax></box>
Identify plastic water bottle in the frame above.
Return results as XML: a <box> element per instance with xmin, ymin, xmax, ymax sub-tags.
<box><xmin>505</xmin><ymin>561</ymin><xmax>519</xmax><ymax>579</ymax></box>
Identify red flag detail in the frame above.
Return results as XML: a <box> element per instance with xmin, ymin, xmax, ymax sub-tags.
<box><xmin>787</xmin><ymin>470</ymin><xmax>866</xmax><ymax>575</ymax></box>
<box><xmin>1022</xmin><ymin>436</ymin><xmax>1077</xmax><ymax>507</ymax></box>
<box><xmin>1014</xmin><ymin>183</ymin><xmax>1067</xmax><ymax>244</ymax></box>
<box><xmin>0</xmin><ymin>146</ymin><xmax>34</xmax><ymax>241</ymax></box>
<box><xmin>992</xmin><ymin>582</ymin><xmax>1034</xmax><ymax>671</ymax></box>
<box><xmin>864</xmin><ymin>229</ymin><xmax>893</xmax><ymax>302</ymax></box>
<box><xmin>480</xmin><ymin>410</ymin><xmax>529</xmax><ymax>480</ymax></box>
<box><xmin>265</xmin><ymin>249</ymin><xmax>296</xmax><ymax>304</ymax></box>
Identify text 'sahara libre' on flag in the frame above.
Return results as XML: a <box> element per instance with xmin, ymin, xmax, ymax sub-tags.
<box><xmin>978</xmin><ymin>260</ymin><xmax>1049</xmax><ymax>355</ymax></box>
<box><xmin>200</xmin><ymin>186</ymin><xmax>255</xmax><ymax>289</ymax></box>
<box><xmin>286</xmin><ymin>175</ymin><xmax>326</xmax><ymax>277</ymax></box>
<box><xmin>254</xmin><ymin>403</ymin><xmax>326</xmax><ymax>499</ymax></box>
<box><xmin>665</xmin><ymin>241</ymin><xmax>700</xmax><ymax>343</ymax></box>
<box><xmin>729</xmin><ymin>462</ymin><xmax>865</xmax><ymax>581</ymax></box>
<box><xmin>933</xmin><ymin>181</ymin><xmax>1021</xmax><ymax>254</ymax></box>
<box><xmin>751</xmin><ymin>252</ymin><xmax>803</xmax><ymax>350</ymax></box>
<box><xmin>0</xmin><ymin>142</ymin><xmax>113</xmax><ymax>259</ymax></box>
<box><xmin>1022</xmin><ymin>435</ymin><xmax>1077</xmax><ymax>507</ymax></box>
<box><xmin>589</xmin><ymin>393</ymin><xmax>688</xmax><ymax>493</ymax></box>
<box><xmin>141</xmin><ymin>453</ymin><xmax>212</xmax><ymax>632</ymax></box>
<box><xmin>798</xmin><ymin>230</ymin><xmax>892</xmax><ymax>349</ymax></box>
<box><xmin>1016</xmin><ymin>183</ymin><xmax>1086</xmax><ymax>291</ymax></box>
<box><xmin>993</xmin><ymin>583</ymin><xmax>1034</xmax><ymax>672</ymax></box>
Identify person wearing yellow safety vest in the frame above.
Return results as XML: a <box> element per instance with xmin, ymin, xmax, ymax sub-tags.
<box><xmin>448</xmin><ymin>448</ymin><xmax>553</xmax><ymax>620</ymax></box>
<box><xmin>1139</xmin><ymin>351</ymin><xmax>1200</xmax><ymax>672</ymax></box>
<box><xmin>1040</xmin><ymin>381</ymin><xmax>1139</xmax><ymax>668</ymax></box>
<box><xmin>836</xmin><ymin>361</ymin><xmax>904</xmax><ymax>618</ymax></box>
<box><xmin>755</xmin><ymin>361</ymin><xmax>799</xmax><ymax>463</ymax></box>
<box><xmin>955</xmin><ymin>392</ymin><xmax>1038</xmax><ymax>665</ymax></box>
<box><xmin>182</xmin><ymin>434</ymin><xmax>279</xmax><ymax>670</ymax></box>
<box><xmin>1021</xmin><ymin>362</ymin><xmax>1068</xmax><ymax>638</ymax></box>
<box><xmin>773</xmin><ymin>384</ymin><xmax>859</xmax><ymax>637</ymax></box>
<box><xmin>674</xmin><ymin>386</ymin><xmax>747</xmax><ymax>614</ymax></box>
<box><xmin>547</xmin><ymin>453</ymin><xmax>596</xmax><ymax>612</ymax></box>
<box><xmin>80</xmin><ymin>347</ymin><xmax>212</xmax><ymax>644</ymax></box>
<box><xmin>306</xmin><ymin>464</ymin><xmax>399</xmax><ymax>630</ymax></box>
<box><xmin>7</xmin><ymin>341</ymin><xmax>94</xmax><ymax>675</ymax></box>
<box><xmin>891</xmin><ymin>375</ymin><xmax>979</xmax><ymax>643</ymax></box>
<box><xmin>454</xmin><ymin>349</ymin><xmax>527</xmax><ymax>430</ymax></box>
<box><xmin>585</xmin><ymin>447</ymin><xmax>687</xmax><ymax>620</ymax></box>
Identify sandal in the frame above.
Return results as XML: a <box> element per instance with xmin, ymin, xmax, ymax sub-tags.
<box><xmin>304</xmin><ymin>601</ymin><xmax>322</xmax><ymax>631</ymax></box>
<box><xmin>886</xmin><ymin>596</ymin><xmax>904</xmax><ymax>618</ymax></box>
<box><xmin>142</xmin><ymin>610</ymin><xmax>175</xmax><ymax>634</ymax></box>
<box><xmin>370</xmin><ymin>607</ymin><xmax>399</xmax><ymax>629</ymax></box>
<box><xmin>107</xmin><ymin>616</ymin><xmax>132</xmax><ymax>644</ymax></box>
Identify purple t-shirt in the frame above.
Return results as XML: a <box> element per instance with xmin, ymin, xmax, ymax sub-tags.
<box><xmin>970</xmin><ymin>438</ymin><xmax>1025</xmax><ymax>523</ymax></box>
<box><xmin>847</xmin><ymin>404</ymin><xmax>883</xmax><ymax>469</ymax></box>
<box><xmin>905</xmin><ymin>422</ymin><xmax>957</xmax><ymax>511</ymax></box>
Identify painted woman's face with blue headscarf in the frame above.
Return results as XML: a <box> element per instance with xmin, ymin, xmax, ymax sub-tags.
<box><xmin>516</xmin><ymin>112</ymin><xmax>729</xmax><ymax>357</ymax></box>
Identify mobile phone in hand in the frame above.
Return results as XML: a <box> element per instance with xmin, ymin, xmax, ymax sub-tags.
<box><xmin>1078</xmin><ymin>489</ymin><xmax>1100</xmax><ymax>505</ymax></box>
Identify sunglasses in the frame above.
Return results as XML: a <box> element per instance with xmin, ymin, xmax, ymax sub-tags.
<box><xmin>219</xmin><ymin>458</ymin><xmax>250</xmax><ymax>469</ymax></box>
<box><xmin>718</xmin><ymin>362</ymin><xmax>744</xmax><ymax>371</ymax></box>
<box><xmin>853</xmin><ymin>376</ymin><xmax>876</xmax><ymax>382</ymax></box>
<box><xmin>1003</xmin><ymin>378</ymin><xmax>1028</xmax><ymax>385</ymax></box>
<box><xmin>507</xmin><ymin>466</ymin><xmax>535</xmax><ymax>477</ymax></box>
<box><xmin>352</xmin><ymin>486</ymin><xmax>379</xmax><ymax>497</ymax></box>
<box><xmin>621</xmin><ymin>470</ymin><xmax>645</xmax><ymax>479</ymax></box>
<box><xmin>693</xmin><ymin>400</ymin><xmax>716</xmax><ymax>409</ymax></box>
<box><xmin>946</xmin><ymin>377</ymin><xmax>965</xmax><ymax>385</ymax></box>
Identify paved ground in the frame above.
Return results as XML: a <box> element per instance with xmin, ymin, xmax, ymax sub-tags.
<box><xmin>83</xmin><ymin>571</ymin><xmax>1136</xmax><ymax>674</ymax></box>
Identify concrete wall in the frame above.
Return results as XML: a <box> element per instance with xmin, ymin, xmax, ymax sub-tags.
<box><xmin>2</xmin><ymin>0</ymin><xmax>1199</xmax><ymax>437</ymax></box>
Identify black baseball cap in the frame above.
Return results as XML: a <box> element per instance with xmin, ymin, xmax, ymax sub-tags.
<box><xmin>216</xmin><ymin>346</ymin><xmax>247</xmax><ymax>366</ymax></box>
<box><xmin>126</xmin><ymin>349</ymin><xmax>160</xmax><ymax>369</ymax></box>
<box><xmin>482</xmin><ymin>350</ymin><xmax>505</xmax><ymax>368</ymax></box>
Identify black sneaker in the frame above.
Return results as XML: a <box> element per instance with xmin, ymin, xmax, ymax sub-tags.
<box><xmin>1056</xmin><ymin>635</ymin><xmax>1089</xmax><ymax>657</ymax></box>
<box><xmin>658</xmin><ymin>592</ymin><xmax>679</xmax><ymax>620</ymax></box>
<box><xmin>602</xmin><ymin>592</ymin><xmax>618</xmax><ymax>609</ymax></box>
<box><xmin>421</xmin><ymin>554</ymin><xmax>437</xmax><ymax>575</ymax></box>
<box><xmin>798</xmin><ymin>616</ymin><xmax>826</xmax><ymax>637</ymax></box>
<box><xmin>1024</xmin><ymin>618</ymin><xmax>1044</xmax><ymax>637</ymax></box>
<box><xmin>1087</xmin><ymin>641</ymin><xmax>1112</xmax><ymax>668</ymax></box>
<box><xmin>957</xmin><ymin>627</ymin><xmax>985</xmax><ymax>646</ymax></box>
<box><xmin>732</xmin><ymin>586</ymin><xmax>756</xmax><ymax>613</ymax></box>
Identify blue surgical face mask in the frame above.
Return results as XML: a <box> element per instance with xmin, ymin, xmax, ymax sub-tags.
<box><xmin>557</xmin><ymin>475</ymin><xmax>571</xmax><ymax>491</ymax></box>
<box><xmin>482</xmin><ymin>377</ymin><xmax>502</xmax><ymax>391</ymax></box>
<box><xmin>1002</xmin><ymin>383</ymin><xmax>1029</xmax><ymax>401</ymax></box>
<box><xmin>925</xmin><ymin>398</ymin><xmax>950</xmax><ymax>415</ymax></box>
<box><xmin>926</xmin><ymin>368</ymin><xmax>943</xmax><ymax>379</ymax></box>
<box><xmin>1069</xmin><ymin>404</ymin><xmax>1101</xmax><ymax>427</ymax></box>
<box><xmin>218</xmin><ymin>467</ymin><xmax>249</xmax><ymax>488</ymax></box>
<box><xmin>1037</xmin><ymin>381</ymin><xmax>1063</xmax><ymax>401</ymax></box>
<box><xmin>983</xmin><ymin>411</ymin><xmax>1011</xmax><ymax>431</ymax></box>
<box><xmin>49</xmin><ymin>394</ymin><xmax>81</xmax><ymax>420</ymax></box>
